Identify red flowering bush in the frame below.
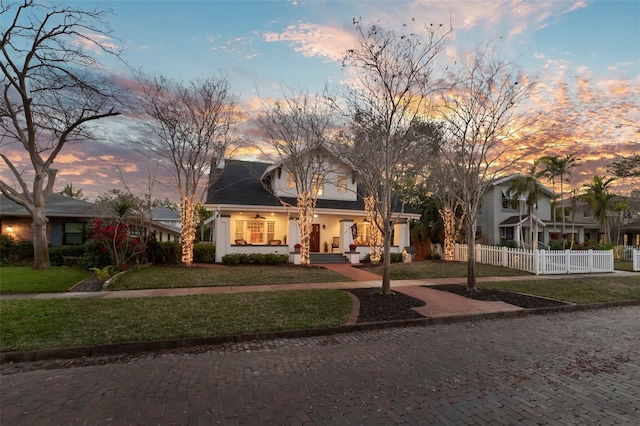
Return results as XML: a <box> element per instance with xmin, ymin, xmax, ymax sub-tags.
<box><xmin>90</xmin><ymin>218</ymin><xmax>143</xmax><ymax>270</ymax></box>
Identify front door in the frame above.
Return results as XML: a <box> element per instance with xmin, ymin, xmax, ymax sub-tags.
<box><xmin>310</xmin><ymin>224</ymin><xmax>320</xmax><ymax>252</ymax></box>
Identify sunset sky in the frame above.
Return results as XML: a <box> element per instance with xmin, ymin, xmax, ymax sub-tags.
<box><xmin>2</xmin><ymin>0</ymin><xmax>639</xmax><ymax>201</ymax></box>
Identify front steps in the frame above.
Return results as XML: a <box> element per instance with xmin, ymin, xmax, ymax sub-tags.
<box><xmin>309</xmin><ymin>253</ymin><xmax>350</xmax><ymax>264</ymax></box>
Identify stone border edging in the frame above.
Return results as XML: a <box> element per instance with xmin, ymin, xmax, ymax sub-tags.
<box><xmin>2</xmin><ymin>299</ymin><xmax>639</xmax><ymax>364</ymax></box>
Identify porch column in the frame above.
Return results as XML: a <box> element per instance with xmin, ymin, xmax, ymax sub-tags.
<box><xmin>339</xmin><ymin>219</ymin><xmax>355</xmax><ymax>253</ymax></box>
<box><xmin>288</xmin><ymin>218</ymin><xmax>301</xmax><ymax>253</ymax></box>
<box><xmin>395</xmin><ymin>219</ymin><xmax>409</xmax><ymax>249</ymax></box>
<box><xmin>214</xmin><ymin>215</ymin><xmax>230</xmax><ymax>263</ymax></box>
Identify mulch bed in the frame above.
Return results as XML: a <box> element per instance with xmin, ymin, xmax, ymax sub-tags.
<box><xmin>428</xmin><ymin>284</ymin><xmax>569</xmax><ymax>309</ymax></box>
<box><xmin>345</xmin><ymin>288</ymin><xmax>426</xmax><ymax>323</ymax></box>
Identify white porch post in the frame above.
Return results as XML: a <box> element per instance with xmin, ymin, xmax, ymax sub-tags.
<box><xmin>215</xmin><ymin>215</ymin><xmax>230</xmax><ymax>263</ymax></box>
<box><xmin>396</xmin><ymin>219</ymin><xmax>409</xmax><ymax>249</ymax></box>
<box><xmin>288</xmin><ymin>217</ymin><xmax>301</xmax><ymax>252</ymax></box>
<box><xmin>339</xmin><ymin>219</ymin><xmax>355</xmax><ymax>253</ymax></box>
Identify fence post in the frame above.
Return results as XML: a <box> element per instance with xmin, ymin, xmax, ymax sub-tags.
<box><xmin>535</xmin><ymin>249</ymin><xmax>541</xmax><ymax>275</ymax></box>
<box><xmin>565</xmin><ymin>249</ymin><xmax>571</xmax><ymax>274</ymax></box>
<box><xmin>608</xmin><ymin>249</ymin><xmax>614</xmax><ymax>272</ymax></box>
<box><xmin>588</xmin><ymin>249</ymin><xmax>593</xmax><ymax>273</ymax></box>
<box><xmin>502</xmin><ymin>246</ymin><xmax>507</xmax><ymax>267</ymax></box>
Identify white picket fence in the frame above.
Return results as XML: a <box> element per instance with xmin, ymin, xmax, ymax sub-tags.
<box><xmin>634</xmin><ymin>248</ymin><xmax>640</xmax><ymax>271</ymax></box>
<box><xmin>452</xmin><ymin>244</ymin><xmax>614</xmax><ymax>275</ymax></box>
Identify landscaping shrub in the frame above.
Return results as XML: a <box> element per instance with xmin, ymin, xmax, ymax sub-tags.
<box><xmin>147</xmin><ymin>241</ymin><xmax>182</xmax><ymax>264</ymax></box>
<box><xmin>362</xmin><ymin>252</ymin><xmax>403</xmax><ymax>264</ymax></box>
<box><xmin>498</xmin><ymin>239</ymin><xmax>519</xmax><ymax>248</ymax></box>
<box><xmin>49</xmin><ymin>245</ymin><xmax>87</xmax><ymax>266</ymax></box>
<box><xmin>77</xmin><ymin>240</ymin><xmax>109</xmax><ymax>270</ymax></box>
<box><xmin>0</xmin><ymin>235</ymin><xmax>34</xmax><ymax>265</ymax></box>
<box><xmin>193</xmin><ymin>243</ymin><xmax>216</xmax><ymax>263</ymax></box>
<box><xmin>222</xmin><ymin>253</ymin><xmax>288</xmax><ymax>265</ymax></box>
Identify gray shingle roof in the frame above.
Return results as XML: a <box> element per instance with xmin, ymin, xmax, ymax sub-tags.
<box><xmin>206</xmin><ymin>159</ymin><xmax>417</xmax><ymax>214</ymax></box>
<box><xmin>0</xmin><ymin>194</ymin><xmax>108</xmax><ymax>218</ymax></box>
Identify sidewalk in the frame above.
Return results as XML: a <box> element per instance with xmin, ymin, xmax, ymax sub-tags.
<box><xmin>3</xmin><ymin>265</ymin><xmax>634</xmax><ymax>316</ymax></box>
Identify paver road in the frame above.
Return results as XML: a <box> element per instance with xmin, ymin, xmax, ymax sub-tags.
<box><xmin>1</xmin><ymin>307</ymin><xmax>639</xmax><ymax>425</ymax></box>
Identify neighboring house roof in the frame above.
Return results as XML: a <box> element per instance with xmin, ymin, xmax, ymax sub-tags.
<box><xmin>0</xmin><ymin>194</ymin><xmax>108</xmax><ymax>218</ymax></box>
<box><xmin>499</xmin><ymin>215</ymin><xmax>545</xmax><ymax>227</ymax></box>
<box><xmin>151</xmin><ymin>206</ymin><xmax>181</xmax><ymax>222</ymax></box>
<box><xmin>492</xmin><ymin>174</ymin><xmax>555</xmax><ymax>197</ymax></box>
<box><xmin>206</xmin><ymin>159</ymin><xmax>417</xmax><ymax>214</ymax></box>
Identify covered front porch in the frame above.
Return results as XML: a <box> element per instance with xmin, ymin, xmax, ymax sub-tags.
<box><xmin>207</xmin><ymin>206</ymin><xmax>414</xmax><ymax>264</ymax></box>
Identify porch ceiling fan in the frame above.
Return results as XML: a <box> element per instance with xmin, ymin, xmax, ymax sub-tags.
<box><xmin>253</xmin><ymin>213</ymin><xmax>266</xmax><ymax>219</ymax></box>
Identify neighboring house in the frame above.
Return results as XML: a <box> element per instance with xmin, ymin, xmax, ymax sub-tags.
<box><xmin>0</xmin><ymin>194</ymin><xmax>181</xmax><ymax>246</ymax></box>
<box><xmin>563</xmin><ymin>193</ymin><xmax>640</xmax><ymax>246</ymax></box>
<box><xmin>205</xmin><ymin>159</ymin><xmax>420</xmax><ymax>263</ymax></box>
<box><xmin>477</xmin><ymin>174</ymin><xmax>597</xmax><ymax>247</ymax></box>
<box><xmin>0</xmin><ymin>194</ymin><xmax>107</xmax><ymax>246</ymax></box>
<box><xmin>149</xmin><ymin>207</ymin><xmax>182</xmax><ymax>242</ymax></box>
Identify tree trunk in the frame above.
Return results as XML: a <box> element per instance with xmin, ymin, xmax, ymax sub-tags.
<box><xmin>466</xmin><ymin>219</ymin><xmax>477</xmax><ymax>291</ymax></box>
<box><xmin>380</xmin><ymin>219</ymin><xmax>392</xmax><ymax>295</ymax></box>
<box><xmin>180</xmin><ymin>195</ymin><xmax>197</xmax><ymax>266</ymax></box>
<box><xmin>32</xmin><ymin>208</ymin><xmax>51</xmax><ymax>270</ymax></box>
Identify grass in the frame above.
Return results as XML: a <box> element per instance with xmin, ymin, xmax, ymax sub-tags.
<box><xmin>0</xmin><ymin>290</ymin><xmax>352</xmax><ymax>352</ymax></box>
<box><xmin>366</xmin><ymin>260</ymin><xmax>532</xmax><ymax>280</ymax></box>
<box><xmin>0</xmin><ymin>266</ymin><xmax>91</xmax><ymax>294</ymax></box>
<box><xmin>481</xmin><ymin>275</ymin><xmax>640</xmax><ymax>304</ymax></box>
<box><xmin>109</xmin><ymin>264</ymin><xmax>353</xmax><ymax>291</ymax></box>
<box><xmin>614</xmin><ymin>261</ymin><xmax>636</xmax><ymax>272</ymax></box>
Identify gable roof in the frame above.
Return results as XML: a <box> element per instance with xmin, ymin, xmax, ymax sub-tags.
<box><xmin>206</xmin><ymin>159</ymin><xmax>416</xmax><ymax>214</ymax></box>
<box><xmin>492</xmin><ymin>174</ymin><xmax>555</xmax><ymax>197</ymax></box>
<box><xmin>0</xmin><ymin>194</ymin><xmax>108</xmax><ymax>218</ymax></box>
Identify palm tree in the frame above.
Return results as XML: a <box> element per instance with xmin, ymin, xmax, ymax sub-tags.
<box><xmin>581</xmin><ymin>175</ymin><xmax>616</xmax><ymax>244</ymax></box>
<box><xmin>508</xmin><ymin>162</ymin><xmax>545</xmax><ymax>250</ymax></box>
<box><xmin>540</xmin><ymin>154</ymin><xmax>580</xmax><ymax>237</ymax></box>
<box><xmin>539</xmin><ymin>155</ymin><xmax>560</xmax><ymax>231</ymax></box>
<box><xmin>58</xmin><ymin>183</ymin><xmax>85</xmax><ymax>200</ymax></box>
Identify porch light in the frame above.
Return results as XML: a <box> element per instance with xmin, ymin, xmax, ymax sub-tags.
<box><xmin>6</xmin><ymin>226</ymin><xmax>13</xmax><ymax>232</ymax></box>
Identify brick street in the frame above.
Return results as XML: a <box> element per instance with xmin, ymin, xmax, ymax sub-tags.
<box><xmin>1</xmin><ymin>306</ymin><xmax>639</xmax><ymax>425</ymax></box>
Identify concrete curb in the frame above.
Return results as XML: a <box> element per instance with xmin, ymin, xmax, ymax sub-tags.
<box><xmin>2</xmin><ymin>299</ymin><xmax>639</xmax><ymax>364</ymax></box>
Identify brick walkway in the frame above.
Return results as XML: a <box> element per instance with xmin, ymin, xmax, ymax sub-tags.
<box><xmin>2</xmin><ymin>306</ymin><xmax>638</xmax><ymax>425</ymax></box>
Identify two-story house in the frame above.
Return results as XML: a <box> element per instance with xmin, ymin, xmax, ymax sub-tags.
<box><xmin>477</xmin><ymin>174</ymin><xmax>597</xmax><ymax>248</ymax></box>
<box><xmin>205</xmin><ymin>158</ymin><xmax>420</xmax><ymax>263</ymax></box>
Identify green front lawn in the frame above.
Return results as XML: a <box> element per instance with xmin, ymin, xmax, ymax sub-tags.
<box><xmin>481</xmin><ymin>275</ymin><xmax>640</xmax><ymax>304</ymax></box>
<box><xmin>0</xmin><ymin>290</ymin><xmax>352</xmax><ymax>352</ymax></box>
<box><xmin>0</xmin><ymin>266</ymin><xmax>91</xmax><ymax>294</ymax></box>
<box><xmin>614</xmin><ymin>261</ymin><xmax>636</xmax><ymax>272</ymax></box>
<box><xmin>367</xmin><ymin>260</ymin><xmax>532</xmax><ymax>279</ymax></box>
<box><xmin>109</xmin><ymin>264</ymin><xmax>353</xmax><ymax>291</ymax></box>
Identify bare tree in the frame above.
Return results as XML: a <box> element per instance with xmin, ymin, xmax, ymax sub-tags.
<box><xmin>330</xmin><ymin>19</ymin><xmax>450</xmax><ymax>294</ymax></box>
<box><xmin>255</xmin><ymin>88</ymin><xmax>334</xmax><ymax>265</ymax></box>
<box><xmin>438</xmin><ymin>47</ymin><xmax>545</xmax><ymax>290</ymax></box>
<box><xmin>425</xmin><ymin>157</ymin><xmax>465</xmax><ymax>261</ymax></box>
<box><xmin>138</xmin><ymin>76</ymin><xmax>238</xmax><ymax>266</ymax></box>
<box><xmin>1</xmin><ymin>1</ymin><xmax>122</xmax><ymax>269</ymax></box>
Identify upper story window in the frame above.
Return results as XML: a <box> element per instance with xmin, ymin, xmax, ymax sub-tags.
<box><xmin>312</xmin><ymin>174</ymin><xmax>324</xmax><ymax>196</ymax></box>
<box><xmin>501</xmin><ymin>191</ymin><xmax>518</xmax><ymax>211</ymax></box>
<box><xmin>337</xmin><ymin>175</ymin><xmax>348</xmax><ymax>193</ymax></box>
<box><xmin>286</xmin><ymin>172</ymin><xmax>296</xmax><ymax>189</ymax></box>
